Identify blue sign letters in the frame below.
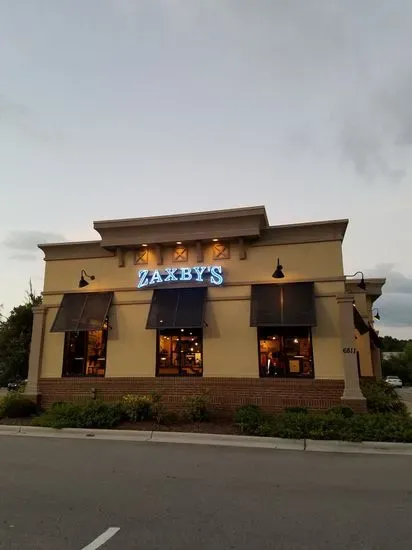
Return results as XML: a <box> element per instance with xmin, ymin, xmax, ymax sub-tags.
<box><xmin>137</xmin><ymin>265</ymin><xmax>224</xmax><ymax>289</ymax></box>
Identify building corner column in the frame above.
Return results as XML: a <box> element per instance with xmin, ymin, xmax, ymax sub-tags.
<box><xmin>25</xmin><ymin>306</ymin><xmax>47</xmax><ymax>400</ymax></box>
<box><xmin>336</xmin><ymin>294</ymin><xmax>366</xmax><ymax>408</ymax></box>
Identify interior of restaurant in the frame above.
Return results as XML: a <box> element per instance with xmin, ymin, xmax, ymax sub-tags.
<box><xmin>62</xmin><ymin>329</ymin><xmax>108</xmax><ymax>377</ymax></box>
<box><xmin>157</xmin><ymin>328</ymin><xmax>203</xmax><ymax>376</ymax></box>
<box><xmin>258</xmin><ymin>327</ymin><xmax>313</xmax><ymax>378</ymax></box>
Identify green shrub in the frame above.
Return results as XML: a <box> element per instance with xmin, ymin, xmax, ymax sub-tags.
<box><xmin>122</xmin><ymin>394</ymin><xmax>153</xmax><ymax>422</ymax></box>
<box><xmin>150</xmin><ymin>393</ymin><xmax>168</xmax><ymax>425</ymax></box>
<box><xmin>32</xmin><ymin>402</ymin><xmax>83</xmax><ymax>428</ymax></box>
<box><xmin>182</xmin><ymin>395</ymin><xmax>210</xmax><ymax>422</ymax></box>
<box><xmin>326</xmin><ymin>406</ymin><xmax>355</xmax><ymax>418</ymax></box>
<box><xmin>238</xmin><ymin>407</ymin><xmax>412</xmax><ymax>443</ymax></box>
<box><xmin>272</xmin><ymin>412</ymin><xmax>309</xmax><ymax>439</ymax></box>
<box><xmin>33</xmin><ymin>400</ymin><xmax>122</xmax><ymax>429</ymax></box>
<box><xmin>235</xmin><ymin>405</ymin><xmax>265</xmax><ymax>434</ymax></box>
<box><xmin>284</xmin><ymin>407</ymin><xmax>309</xmax><ymax>414</ymax></box>
<box><xmin>79</xmin><ymin>400</ymin><xmax>123</xmax><ymax>428</ymax></box>
<box><xmin>360</xmin><ymin>379</ymin><xmax>407</xmax><ymax>414</ymax></box>
<box><xmin>0</xmin><ymin>393</ymin><xmax>38</xmax><ymax>419</ymax></box>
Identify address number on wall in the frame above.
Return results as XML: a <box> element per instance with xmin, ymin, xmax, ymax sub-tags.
<box><xmin>342</xmin><ymin>347</ymin><xmax>356</xmax><ymax>354</ymax></box>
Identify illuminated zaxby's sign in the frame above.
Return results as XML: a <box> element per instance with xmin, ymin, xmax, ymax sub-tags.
<box><xmin>137</xmin><ymin>265</ymin><xmax>224</xmax><ymax>289</ymax></box>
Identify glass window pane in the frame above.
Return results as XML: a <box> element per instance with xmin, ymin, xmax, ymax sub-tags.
<box><xmin>157</xmin><ymin>328</ymin><xmax>203</xmax><ymax>376</ymax></box>
<box><xmin>62</xmin><ymin>329</ymin><xmax>108</xmax><ymax>377</ymax></box>
<box><xmin>258</xmin><ymin>327</ymin><xmax>313</xmax><ymax>378</ymax></box>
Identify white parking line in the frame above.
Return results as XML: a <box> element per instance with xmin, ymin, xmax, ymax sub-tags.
<box><xmin>81</xmin><ymin>527</ymin><xmax>120</xmax><ymax>549</ymax></box>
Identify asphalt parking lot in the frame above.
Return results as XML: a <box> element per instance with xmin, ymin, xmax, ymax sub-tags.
<box><xmin>1</xmin><ymin>436</ymin><xmax>412</xmax><ymax>549</ymax></box>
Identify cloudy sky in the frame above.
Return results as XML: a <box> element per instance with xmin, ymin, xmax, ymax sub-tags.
<box><xmin>0</xmin><ymin>0</ymin><xmax>411</xmax><ymax>338</ymax></box>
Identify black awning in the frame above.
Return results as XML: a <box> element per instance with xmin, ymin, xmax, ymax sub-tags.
<box><xmin>51</xmin><ymin>292</ymin><xmax>113</xmax><ymax>332</ymax></box>
<box><xmin>250</xmin><ymin>283</ymin><xmax>316</xmax><ymax>327</ymax></box>
<box><xmin>146</xmin><ymin>287</ymin><xmax>207</xmax><ymax>329</ymax></box>
<box><xmin>353</xmin><ymin>306</ymin><xmax>369</xmax><ymax>335</ymax></box>
<box><xmin>369</xmin><ymin>325</ymin><xmax>381</xmax><ymax>348</ymax></box>
<box><xmin>282</xmin><ymin>282</ymin><xmax>316</xmax><ymax>326</ymax></box>
<box><xmin>250</xmin><ymin>284</ymin><xmax>281</xmax><ymax>326</ymax></box>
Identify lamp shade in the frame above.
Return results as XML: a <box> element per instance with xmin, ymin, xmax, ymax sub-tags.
<box><xmin>78</xmin><ymin>276</ymin><xmax>89</xmax><ymax>288</ymax></box>
<box><xmin>272</xmin><ymin>259</ymin><xmax>285</xmax><ymax>279</ymax></box>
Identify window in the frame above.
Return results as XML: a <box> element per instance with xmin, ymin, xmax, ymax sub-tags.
<box><xmin>258</xmin><ymin>327</ymin><xmax>313</xmax><ymax>378</ymax></box>
<box><xmin>62</xmin><ymin>326</ymin><xmax>108</xmax><ymax>377</ymax></box>
<box><xmin>157</xmin><ymin>328</ymin><xmax>203</xmax><ymax>376</ymax></box>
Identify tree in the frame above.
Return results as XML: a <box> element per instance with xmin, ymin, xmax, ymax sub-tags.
<box><xmin>379</xmin><ymin>335</ymin><xmax>410</xmax><ymax>352</ymax></box>
<box><xmin>382</xmin><ymin>341</ymin><xmax>412</xmax><ymax>385</ymax></box>
<box><xmin>0</xmin><ymin>283</ymin><xmax>42</xmax><ymax>386</ymax></box>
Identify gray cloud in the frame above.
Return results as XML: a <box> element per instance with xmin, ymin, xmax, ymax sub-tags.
<box><xmin>0</xmin><ymin>94</ymin><xmax>66</xmax><ymax>145</ymax></box>
<box><xmin>375</xmin><ymin>294</ymin><xmax>412</xmax><ymax>327</ymax></box>
<box><xmin>3</xmin><ymin>231</ymin><xmax>66</xmax><ymax>251</ymax></box>
<box><xmin>366</xmin><ymin>264</ymin><xmax>412</xmax><ymax>295</ymax></box>
<box><xmin>337</xmin><ymin>72</ymin><xmax>412</xmax><ymax>183</ymax></box>
<box><xmin>0</xmin><ymin>94</ymin><xmax>29</xmax><ymax>121</ymax></box>
<box><xmin>366</xmin><ymin>264</ymin><xmax>412</xmax><ymax>327</ymax></box>
<box><xmin>8</xmin><ymin>253</ymin><xmax>38</xmax><ymax>262</ymax></box>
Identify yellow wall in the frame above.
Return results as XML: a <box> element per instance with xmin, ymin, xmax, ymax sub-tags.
<box><xmin>41</xmin><ymin>309</ymin><xmax>64</xmax><ymax>377</ymax></box>
<box><xmin>40</xmin><ymin>239</ymin><xmax>346</xmax><ymax>379</ymax></box>
<box><xmin>42</xmin><ymin>240</ymin><xmax>344</xmax><ymax>296</ymax></box>
<box><xmin>311</xmin><ymin>295</ymin><xmax>344</xmax><ymax>379</ymax></box>
<box><xmin>203</xmin><ymin>299</ymin><xmax>258</xmax><ymax>377</ymax></box>
<box><xmin>106</xmin><ymin>303</ymin><xmax>155</xmax><ymax>377</ymax></box>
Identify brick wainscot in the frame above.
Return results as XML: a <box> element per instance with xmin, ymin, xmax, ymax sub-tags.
<box><xmin>37</xmin><ymin>378</ymin><xmax>365</xmax><ymax>415</ymax></box>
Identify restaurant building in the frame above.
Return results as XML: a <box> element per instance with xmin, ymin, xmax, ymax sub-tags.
<box><xmin>26</xmin><ymin>206</ymin><xmax>385</xmax><ymax>414</ymax></box>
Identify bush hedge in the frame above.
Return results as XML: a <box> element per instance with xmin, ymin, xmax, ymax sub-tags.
<box><xmin>235</xmin><ymin>404</ymin><xmax>412</xmax><ymax>442</ymax></box>
<box><xmin>360</xmin><ymin>378</ymin><xmax>407</xmax><ymax>414</ymax></box>
<box><xmin>0</xmin><ymin>393</ymin><xmax>38</xmax><ymax>419</ymax></box>
<box><xmin>122</xmin><ymin>394</ymin><xmax>153</xmax><ymax>422</ymax></box>
<box><xmin>182</xmin><ymin>394</ymin><xmax>210</xmax><ymax>422</ymax></box>
<box><xmin>32</xmin><ymin>400</ymin><xmax>123</xmax><ymax>429</ymax></box>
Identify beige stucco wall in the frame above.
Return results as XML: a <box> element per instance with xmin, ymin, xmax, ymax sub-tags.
<box><xmin>42</xmin><ymin>240</ymin><xmax>344</xmax><ymax>297</ymax></box>
<box><xmin>106</xmin><ymin>303</ymin><xmax>155</xmax><ymax>377</ymax></box>
<box><xmin>39</xmin><ymin>239</ymin><xmax>347</xmax><ymax>380</ymax></box>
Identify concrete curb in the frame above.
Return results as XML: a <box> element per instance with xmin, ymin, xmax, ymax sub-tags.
<box><xmin>150</xmin><ymin>431</ymin><xmax>305</xmax><ymax>450</ymax></box>
<box><xmin>305</xmin><ymin>439</ymin><xmax>412</xmax><ymax>455</ymax></box>
<box><xmin>1</xmin><ymin>425</ymin><xmax>412</xmax><ymax>455</ymax></box>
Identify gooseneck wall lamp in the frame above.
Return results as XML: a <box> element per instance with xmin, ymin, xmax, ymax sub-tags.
<box><xmin>78</xmin><ymin>270</ymin><xmax>95</xmax><ymax>288</ymax></box>
<box><xmin>372</xmin><ymin>308</ymin><xmax>381</xmax><ymax>321</ymax></box>
<box><xmin>272</xmin><ymin>258</ymin><xmax>285</xmax><ymax>279</ymax></box>
<box><xmin>347</xmin><ymin>271</ymin><xmax>366</xmax><ymax>290</ymax></box>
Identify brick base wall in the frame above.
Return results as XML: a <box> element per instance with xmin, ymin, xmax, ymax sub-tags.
<box><xmin>38</xmin><ymin>377</ymin><xmax>359</xmax><ymax>415</ymax></box>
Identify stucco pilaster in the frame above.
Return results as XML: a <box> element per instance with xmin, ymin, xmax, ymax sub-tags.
<box><xmin>336</xmin><ymin>294</ymin><xmax>365</xmax><ymax>403</ymax></box>
<box><xmin>25</xmin><ymin>306</ymin><xmax>47</xmax><ymax>396</ymax></box>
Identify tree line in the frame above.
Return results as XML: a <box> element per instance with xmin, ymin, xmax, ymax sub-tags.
<box><xmin>0</xmin><ymin>285</ymin><xmax>42</xmax><ymax>386</ymax></box>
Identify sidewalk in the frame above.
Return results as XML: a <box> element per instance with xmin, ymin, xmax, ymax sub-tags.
<box><xmin>1</xmin><ymin>424</ymin><xmax>412</xmax><ymax>456</ymax></box>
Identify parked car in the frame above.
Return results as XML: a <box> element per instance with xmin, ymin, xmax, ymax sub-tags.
<box><xmin>384</xmin><ymin>375</ymin><xmax>403</xmax><ymax>388</ymax></box>
<box><xmin>7</xmin><ymin>378</ymin><xmax>27</xmax><ymax>392</ymax></box>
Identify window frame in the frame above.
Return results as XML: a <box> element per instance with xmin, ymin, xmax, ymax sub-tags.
<box><xmin>62</xmin><ymin>323</ymin><xmax>109</xmax><ymax>378</ymax></box>
<box><xmin>257</xmin><ymin>326</ymin><xmax>314</xmax><ymax>379</ymax></box>
<box><xmin>156</xmin><ymin>328</ymin><xmax>203</xmax><ymax>377</ymax></box>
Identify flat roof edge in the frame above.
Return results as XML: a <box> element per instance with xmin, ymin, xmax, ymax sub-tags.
<box><xmin>93</xmin><ymin>205</ymin><xmax>268</xmax><ymax>229</ymax></box>
<box><xmin>38</xmin><ymin>240</ymin><xmax>101</xmax><ymax>249</ymax></box>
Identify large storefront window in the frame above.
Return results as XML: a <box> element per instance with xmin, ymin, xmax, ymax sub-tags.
<box><xmin>62</xmin><ymin>328</ymin><xmax>108</xmax><ymax>377</ymax></box>
<box><xmin>157</xmin><ymin>328</ymin><xmax>203</xmax><ymax>376</ymax></box>
<box><xmin>258</xmin><ymin>327</ymin><xmax>314</xmax><ymax>378</ymax></box>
